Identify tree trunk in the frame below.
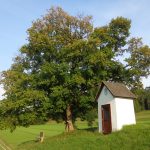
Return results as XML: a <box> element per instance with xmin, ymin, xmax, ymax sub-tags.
<box><xmin>65</xmin><ymin>104</ymin><xmax>74</xmax><ymax>132</ymax></box>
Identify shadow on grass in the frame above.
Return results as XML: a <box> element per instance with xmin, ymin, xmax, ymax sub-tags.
<box><xmin>19</xmin><ymin>140</ymin><xmax>35</xmax><ymax>145</ymax></box>
<box><xmin>77</xmin><ymin>127</ymin><xmax>98</xmax><ymax>132</ymax></box>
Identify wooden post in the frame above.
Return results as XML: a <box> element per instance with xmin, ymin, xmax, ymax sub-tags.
<box><xmin>40</xmin><ymin>132</ymin><xmax>44</xmax><ymax>143</ymax></box>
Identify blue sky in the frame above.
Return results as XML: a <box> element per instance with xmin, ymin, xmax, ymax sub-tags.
<box><xmin>0</xmin><ymin>0</ymin><xmax>150</xmax><ymax>99</ymax></box>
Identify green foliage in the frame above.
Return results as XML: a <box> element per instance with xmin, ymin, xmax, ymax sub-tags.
<box><xmin>85</xmin><ymin>109</ymin><xmax>97</xmax><ymax>127</ymax></box>
<box><xmin>125</xmin><ymin>38</ymin><xmax>150</xmax><ymax>89</ymax></box>
<box><xmin>134</xmin><ymin>100</ymin><xmax>142</xmax><ymax>112</ymax></box>
<box><xmin>137</xmin><ymin>87</ymin><xmax>150</xmax><ymax>110</ymax></box>
<box><xmin>0</xmin><ymin>7</ymin><xmax>150</xmax><ymax>130</ymax></box>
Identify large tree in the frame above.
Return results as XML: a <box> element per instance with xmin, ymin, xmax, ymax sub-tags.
<box><xmin>0</xmin><ymin>7</ymin><xmax>149</xmax><ymax>131</ymax></box>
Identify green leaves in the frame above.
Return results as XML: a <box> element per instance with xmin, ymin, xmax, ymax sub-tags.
<box><xmin>109</xmin><ymin>17</ymin><xmax>131</xmax><ymax>52</ymax></box>
<box><xmin>124</xmin><ymin>38</ymin><xmax>150</xmax><ymax>89</ymax></box>
<box><xmin>0</xmin><ymin>7</ymin><xmax>149</xmax><ymax>130</ymax></box>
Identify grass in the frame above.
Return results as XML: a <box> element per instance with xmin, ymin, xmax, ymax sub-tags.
<box><xmin>0</xmin><ymin>123</ymin><xmax>64</xmax><ymax>149</ymax></box>
<box><xmin>0</xmin><ymin>111</ymin><xmax>150</xmax><ymax>150</ymax></box>
<box><xmin>0</xmin><ymin>119</ymin><xmax>94</xmax><ymax>149</ymax></box>
<box><xmin>136</xmin><ymin>110</ymin><xmax>150</xmax><ymax>122</ymax></box>
<box><xmin>17</xmin><ymin>125</ymin><xmax>150</xmax><ymax>150</ymax></box>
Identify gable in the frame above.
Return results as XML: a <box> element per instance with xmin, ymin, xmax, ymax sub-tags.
<box><xmin>97</xmin><ymin>85</ymin><xmax>114</xmax><ymax>104</ymax></box>
<box><xmin>96</xmin><ymin>81</ymin><xmax>136</xmax><ymax>101</ymax></box>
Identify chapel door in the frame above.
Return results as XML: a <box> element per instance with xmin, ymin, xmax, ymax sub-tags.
<box><xmin>101</xmin><ymin>104</ymin><xmax>112</xmax><ymax>134</ymax></box>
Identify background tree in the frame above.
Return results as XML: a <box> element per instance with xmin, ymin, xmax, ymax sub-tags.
<box><xmin>137</xmin><ymin>87</ymin><xmax>150</xmax><ymax>110</ymax></box>
<box><xmin>125</xmin><ymin>38</ymin><xmax>150</xmax><ymax>89</ymax></box>
<box><xmin>0</xmin><ymin>7</ymin><xmax>149</xmax><ymax>132</ymax></box>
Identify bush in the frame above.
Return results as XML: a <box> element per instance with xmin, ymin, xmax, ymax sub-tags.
<box><xmin>134</xmin><ymin>100</ymin><xmax>142</xmax><ymax>112</ymax></box>
<box><xmin>85</xmin><ymin>109</ymin><xmax>97</xmax><ymax>127</ymax></box>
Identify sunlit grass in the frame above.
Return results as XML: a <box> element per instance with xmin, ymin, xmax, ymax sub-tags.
<box><xmin>0</xmin><ymin>111</ymin><xmax>150</xmax><ymax>150</ymax></box>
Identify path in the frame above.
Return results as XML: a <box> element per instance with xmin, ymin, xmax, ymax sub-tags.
<box><xmin>0</xmin><ymin>139</ymin><xmax>11</xmax><ymax>150</ymax></box>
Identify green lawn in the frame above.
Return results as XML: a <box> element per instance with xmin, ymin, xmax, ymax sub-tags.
<box><xmin>136</xmin><ymin>110</ymin><xmax>150</xmax><ymax>122</ymax></box>
<box><xmin>0</xmin><ymin>123</ymin><xmax>64</xmax><ymax>149</ymax></box>
<box><xmin>0</xmin><ymin>119</ymin><xmax>93</xmax><ymax>149</ymax></box>
<box><xmin>0</xmin><ymin>111</ymin><xmax>150</xmax><ymax>150</ymax></box>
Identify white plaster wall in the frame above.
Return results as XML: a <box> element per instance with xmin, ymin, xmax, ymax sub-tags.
<box><xmin>110</xmin><ymin>100</ymin><xmax>118</xmax><ymax>131</ymax></box>
<box><xmin>98</xmin><ymin>86</ymin><xmax>117</xmax><ymax>132</ymax></box>
<box><xmin>115</xmin><ymin>98</ymin><xmax>136</xmax><ymax>130</ymax></box>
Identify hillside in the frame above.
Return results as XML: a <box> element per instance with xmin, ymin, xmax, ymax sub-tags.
<box><xmin>0</xmin><ymin>111</ymin><xmax>149</xmax><ymax>150</ymax></box>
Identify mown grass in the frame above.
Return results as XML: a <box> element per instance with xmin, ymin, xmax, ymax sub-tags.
<box><xmin>16</xmin><ymin>118</ymin><xmax>150</xmax><ymax>150</ymax></box>
<box><xmin>0</xmin><ymin>123</ymin><xmax>64</xmax><ymax>149</ymax></box>
<box><xmin>17</xmin><ymin>124</ymin><xmax>150</xmax><ymax>150</ymax></box>
<box><xmin>136</xmin><ymin>110</ymin><xmax>150</xmax><ymax>122</ymax></box>
<box><xmin>0</xmin><ymin>111</ymin><xmax>150</xmax><ymax>150</ymax></box>
<box><xmin>0</xmin><ymin>119</ymin><xmax>95</xmax><ymax>149</ymax></box>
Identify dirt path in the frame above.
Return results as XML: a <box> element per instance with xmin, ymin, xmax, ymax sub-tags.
<box><xmin>0</xmin><ymin>139</ymin><xmax>11</xmax><ymax>150</ymax></box>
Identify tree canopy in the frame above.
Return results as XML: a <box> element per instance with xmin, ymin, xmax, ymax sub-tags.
<box><xmin>0</xmin><ymin>7</ymin><xmax>150</xmax><ymax>131</ymax></box>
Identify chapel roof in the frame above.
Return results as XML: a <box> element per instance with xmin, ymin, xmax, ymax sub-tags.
<box><xmin>96</xmin><ymin>81</ymin><xmax>136</xmax><ymax>101</ymax></box>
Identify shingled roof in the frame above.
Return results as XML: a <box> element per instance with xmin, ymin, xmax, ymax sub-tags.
<box><xmin>96</xmin><ymin>81</ymin><xmax>136</xmax><ymax>101</ymax></box>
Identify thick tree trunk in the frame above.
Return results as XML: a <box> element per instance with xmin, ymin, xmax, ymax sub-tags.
<box><xmin>65</xmin><ymin>104</ymin><xmax>74</xmax><ymax>132</ymax></box>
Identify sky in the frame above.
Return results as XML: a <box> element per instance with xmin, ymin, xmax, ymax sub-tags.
<box><xmin>0</xmin><ymin>0</ymin><xmax>150</xmax><ymax>99</ymax></box>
